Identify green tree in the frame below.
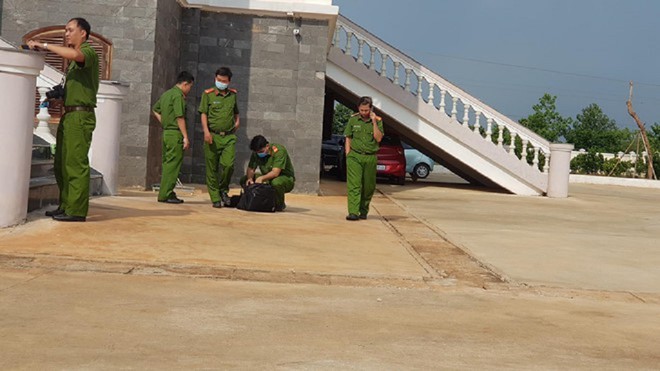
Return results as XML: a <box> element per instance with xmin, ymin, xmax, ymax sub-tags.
<box><xmin>565</xmin><ymin>103</ymin><xmax>629</xmax><ymax>153</ymax></box>
<box><xmin>333</xmin><ymin>103</ymin><xmax>354</xmax><ymax>134</ymax></box>
<box><xmin>519</xmin><ymin>94</ymin><xmax>572</xmax><ymax>142</ymax></box>
<box><xmin>648</xmin><ymin>123</ymin><xmax>660</xmax><ymax>152</ymax></box>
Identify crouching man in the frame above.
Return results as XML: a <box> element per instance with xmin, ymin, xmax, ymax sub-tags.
<box><xmin>240</xmin><ymin>135</ymin><xmax>295</xmax><ymax>211</ymax></box>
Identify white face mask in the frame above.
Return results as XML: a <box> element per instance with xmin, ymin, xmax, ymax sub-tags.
<box><xmin>215</xmin><ymin>81</ymin><xmax>228</xmax><ymax>90</ymax></box>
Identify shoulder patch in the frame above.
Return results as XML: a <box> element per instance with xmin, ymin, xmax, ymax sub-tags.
<box><xmin>272</xmin><ymin>146</ymin><xmax>279</xmax><ymax>153</ymax></box>
<box><xmin>204</xmin><ymin>88</ymin><xmax>216</xmax><ymax>94</ymax></box>
<box><xmin>351</xmin><ymin>112</ymin><xmax>359</xmax><ymax>117</ymax></box>
<box><xmin>229</xmin><ymin>88</ymin><xmax>238</xmax><ymax>94</ymax></box>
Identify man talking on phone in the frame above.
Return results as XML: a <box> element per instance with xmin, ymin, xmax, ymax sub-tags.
<box><xmin>28</xmin><ymin>18</ymin><xmax>99</xmax><ymax>222</ymax></box>
<box><xmin>343</xmin><ymin>96</ymin><xmax>384</xmax><ymax>221</ymax></box>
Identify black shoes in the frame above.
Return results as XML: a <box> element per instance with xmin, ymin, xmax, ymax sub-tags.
<box><xmin>53</xmin><ymin>213</ymin><xmax>86</xmax><ymax>222</ymax></box>
<box><xmin>45</xmin><ymin>208</ymin><xmax>65</xmax><ymax>217</ymax></box>
<box><xmin>346</xmin><ymin>214</ymin><xmax>359</xmax><ymax>221</ymax></box>
<box><xmin>212</xmin><ymin>201</ymin><xmax>223</xmax><ymax>208</ymax></box>
<box><xmin>359</xmin><ymin>214</ymin><xmax>367</xmax><ymax>220</ymax></box>
<box><xmin>221</xmin><ymin>192</ymin><xmax>231</xmax><ymax>207</ymax></box>
<box><xmin>158</xmin><ymin>197</ymin><xmax>184</xmax><ymax>204</ymax></box>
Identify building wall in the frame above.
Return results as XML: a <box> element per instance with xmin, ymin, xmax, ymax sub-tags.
<box><xmin>1</xmin><ymin>1</ymin><xmax>330</xmax><ymax>193</ymax></box>
<box><xmin>180</xmin><ymin>10</ymin><xmax>329</xmax><ymax>193</ymax></box>
<box><xmin>0</xmin><ymin>0</ymin><xmax>161</xmax><ymax>188</ymax></box>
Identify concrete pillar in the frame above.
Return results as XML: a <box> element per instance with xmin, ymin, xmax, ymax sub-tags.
<box><xmin>90</xmin><ymin>81</ymin><xmax>129</xmax><ymax>195</ymax></box>
<box><xmin>0</xmin><ymin>48</ymin><xmax>45</xmax><ymax>227</ymax></box>
<box><xmin>547</xmin><ymin>143</ymin><xmax>574</xmax><ymax>198</ymax></box>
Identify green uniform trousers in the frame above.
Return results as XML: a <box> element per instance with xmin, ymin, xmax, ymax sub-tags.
<box><xmin>346</xmin><ymin>151</ymin><xmax>377</xmax><ymax>216</ymax></box>
<box><xmin>54</xmin><ymin>111</ymin><xmax>96</xmax><ymax>217</ymax></box>
<box><xmin>204</xmin><ymin>133</ymin><xmax>236</xmax><ymax>203</ymax></box>
<box><xmin>240</xmin><ymin>175</ymin><xmax>295</xmax><ymax>209</ymax></box>
<box><xmin>158</xmin><ymin>130</ymin><xmax>184</xmax><ymax>201</ymax></box>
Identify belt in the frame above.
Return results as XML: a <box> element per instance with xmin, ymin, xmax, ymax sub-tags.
<box><xmin>209</xmin><ymin>128</ymin><xmax>234</xmax><ymax>136</ymax></box>
<box><xmin>64</xmin><ymin>106</ymin><xmax>95</xmax><ymax>113</ymax></box>
<box><xmin>352</xmin><ymin>149</ymin><xmax>376</xmax><ymax>155</ymax></box>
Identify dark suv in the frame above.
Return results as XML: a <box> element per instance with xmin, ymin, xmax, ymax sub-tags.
<box><xmin>321</xmin><ymin>134</ymin><xmax>347</xmax><ymax>180</ymax></box>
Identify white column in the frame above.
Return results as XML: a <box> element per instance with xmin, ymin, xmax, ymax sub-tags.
<box><xmin>356</xmin><ymin>39</ymin><xmax>365</xmax><ymax>64</ymax></box>
<box><xmin>485</xmin><ymin>117</ymin><xmax>493</xmax><ymax>142</ymax></box>
<box><xmin>509</xmin><ymin>132</ymin><xmax>517</xmax><ymax>155</ymax></box>
<box><xmin>368</xmin><ymin>46</ymin><xmax>376</xmax><ymax>70</ymax></box>
<box><xmin>450</xmin><ymin>96</ymin><xmax>458</xmax><ymax>120</ymax></box>
<box><xmin>0</xmin><ymin>48</ymin><xmax>45</xmax><ymax>227</ymax></box>
<box><xmin>462</xmin><ymin>104</ymin><xmax>470</xmax><ymax>127</ymax></box>
<box><xmin>392</xmin><ymin>61</ymin><xmax>400</xmax><ymax>85</ymax></box>
<box><xmin>439</xmin><ymin>90</ymin><xmax>447</xmax><ymax>113</ymax></box>
<box><xmin>34</xmin><ymin>86</ymin><xmax>55</xmax><ymax>143</ymax></box>
<box><xmin>473</xmin><ymin>111</ymin><xmax>481</xmax><ymax>134</ymax></box>
<box><xmin>547</xmin><ymin>143</ymin><xmax>574</xmax><ymax>198</ymax></box>
<box><xmin>90</xmin><ymin>81</ymin><xmax>129</xmax><ymax>196</ymax></box>
<box><xmin>344</xmin><ymin>32</ymin><xmax>353</xmax><ymax>55</ymax></box>
<box><xmin>404</xmin><ymin>69</ymin><xmax>411</xmax><ymax>91</ymax></box>
<box><xmin>426</xmin><ymin>82</ymin><xmax>435</xmax><ymax>106</ymax></box>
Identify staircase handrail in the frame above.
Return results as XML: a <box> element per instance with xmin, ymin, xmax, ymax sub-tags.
<box><xmin>335</xmin><ymin>15</ymin><xmax>550</xmax><ymax>153</ymax></box>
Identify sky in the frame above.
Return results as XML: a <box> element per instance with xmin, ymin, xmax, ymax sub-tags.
<box><xmin>332</xmin><ymin>0</ymin><xmax>660</xmax><ymax>131</ymax></box>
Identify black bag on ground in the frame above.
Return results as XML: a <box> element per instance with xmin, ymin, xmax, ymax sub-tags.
<box><xmin>236</xmin><ymin>183</ymin><xmax>277</xmax><ymax>212</ymax></box>
<box><xmin>226</xmin><ymin>195</ymin><xmax>242</xmax><ymax>208</ymax></box>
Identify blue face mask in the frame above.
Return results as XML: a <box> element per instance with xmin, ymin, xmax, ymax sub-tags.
<box><xmin>215</xmin><ymin>81</ymin><xmax>228</xmax><ymax>90</ymax></box>
<box><xmin>257</xmin><ymin>152</ymin><xmax>269</xmax><ymax>158</ymax></box>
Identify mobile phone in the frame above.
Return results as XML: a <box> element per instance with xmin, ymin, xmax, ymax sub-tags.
<box><xmin>20</xmin><ymin>44</ymin><xmax>30</xmax><ymax>50</ymax></box>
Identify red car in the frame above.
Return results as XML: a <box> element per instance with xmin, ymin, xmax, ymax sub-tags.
<box><xmin>377</xmin><ymin>135</ymin><xmax>406</xmax><ymax>185</ymax></box>
<box><xmin>323</xmin><ymin>134</ymin><xmax>406</xmax><ymax>185</ymax></box>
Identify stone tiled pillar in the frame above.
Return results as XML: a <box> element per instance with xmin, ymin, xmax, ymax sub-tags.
<box><xmin>547</xmin><ymin>143</ymin><xmax>574</xmax><ymax>198</ymax></box>
<box><xmin>90</xmin><ymin>81</ymin><xmax>129</xmax><ymax>195</ymax></box>
<box><xmin>0</xmin><ymin>48</ymin><xmax>44</xmax><ymax>227</ymax></box>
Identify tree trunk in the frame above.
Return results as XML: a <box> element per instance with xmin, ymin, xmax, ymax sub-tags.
<box><xmin>627</xmin><ymin>82</ymin><xmax>655</xmax><ymax>179</ymax></box>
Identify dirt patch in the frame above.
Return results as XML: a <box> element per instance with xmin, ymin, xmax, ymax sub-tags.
<box><xmin>371</xmin><ymin>192</ymin><xmax>504</xmax><ymax>289</ymax></box>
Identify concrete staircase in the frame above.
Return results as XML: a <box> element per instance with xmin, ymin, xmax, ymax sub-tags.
<box><xmin>326</xmin><ymin>16</ymin><xmax>551</xmax><ymax>195</ymax></box>
<box><xmin>28</xmin><ymin>132</ymin><xmax>103</xmax><ymax>213</ymax></box>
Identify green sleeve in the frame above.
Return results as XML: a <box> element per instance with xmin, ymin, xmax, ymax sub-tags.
<box><xmin>198</xmin><ymin>93</ymin><xmax>209</xmax><ymax>114</ymax></box>
<box><xmin>271</xmin><ymin>146</ymin><xmax>287</xmax><ymax>170</ymax></box>
<box><xmin>81</xmin><ymin>46</ymin><xmax>98</xmax><ymax>70</ymax></box>
<box><xmin>152</xmin><ymin>97</ymin><xmax>162</xmax><ymax>114</ymax></box>
<box><xmin>248</xmin><ymin>153</ymin><xmax>258</xmax><ymax>169</ymax></box>
<box><xmin>377</xmin><ymin>119</ymin><xmax>384</xmax><ymax>135</ymax></box>
<box><xmin>343</xmin><ymin>117</ymin><xmax>353</xmax><ymax>137</ymax></box>
<box><xmin>233</xmin><ymin>99</ymin><xmax>239</xmax><ymax>115</ymax></box>
<box><xmin>173</xmin><ymin>93</ymin><xmax>185</xmax><ymax>118</ymax></box>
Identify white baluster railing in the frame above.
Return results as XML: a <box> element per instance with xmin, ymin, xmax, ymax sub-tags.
<box><xmin>333</xmin><ymin>16</ymin><xmax>551</xmax><ymax>173</ymax></box>
<box><xmin>34</xmin><ymin>86</ymin><xmax>56</xmax><ymax>143</ymax></box>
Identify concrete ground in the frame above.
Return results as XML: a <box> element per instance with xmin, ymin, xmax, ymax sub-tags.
<box><xmin>1</xmin><ymin>174</ymin><xmax>659</xmax><ymax>369</ymax></box>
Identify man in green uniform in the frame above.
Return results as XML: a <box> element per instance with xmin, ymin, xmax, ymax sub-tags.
<box><xmin>240</xmin><ymin>135</ymin><xmax>295</xmax><ymax>212</ymax></box>
<box><xmin>199</xmin><ymin>67</ymin><xmax>240</xmax><ymax>208</ymax></box>
<box><xmin>343</xmin><ymin>96</ymin><xmax>384</xmax><ymax>221</ymax></box>
<box><xmin>152</xmin><ymin>71</ymin><xmax>194</xmax><ymax>204</ymax></box>
<box><xmin>28</xmin><ymin>18</ymin><xmax>99</xmax><ymax>222</ymax></box>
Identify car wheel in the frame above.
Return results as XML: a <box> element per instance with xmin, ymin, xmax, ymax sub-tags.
<box><xmin>413</xmin><ymin>163</ymin><xmax>430</xmax><ymax>179</ymax></box>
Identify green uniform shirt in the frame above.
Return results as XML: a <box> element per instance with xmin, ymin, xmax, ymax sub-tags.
<box><xmin>343</xmin><ymin>114</ymin><xmax>385</xmax><ymax>154</ymax></box>
<box><xmin>248</xmin><ymin>143</ymin><xmax>295</xmax><ymax>179</ymax></box>
<box><xmin>64</xmin><ymin>42</ymin><xmax>99</xmax><ymax>107</ymax></box>
<box><xmin>198</xmin><ymin>87</ymin><xmax>239</xmax><ymax>132</ymax></box>
<box><xmin>153</xmin><ymin>86</ymin><xmax>186</xmax><ymax>131</ymax></box>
